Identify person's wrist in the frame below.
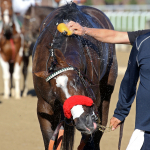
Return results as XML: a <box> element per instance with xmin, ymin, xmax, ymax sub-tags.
<box><xmin>82</xmin><ymin>27</ymin><xmax>87</xmax><ymax>36</ymax></box>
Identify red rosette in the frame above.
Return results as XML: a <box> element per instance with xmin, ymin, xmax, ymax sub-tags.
<box><xmin>63</xmin><ymin>95</ymin><xmax>93</xmax><ymax>119</ymax></box>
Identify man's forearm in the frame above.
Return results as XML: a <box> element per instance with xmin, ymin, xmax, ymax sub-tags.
<box><xmin>83</xmin><ymin>27</ymin><xmax>130</xmax><ymax>44</ymax></box>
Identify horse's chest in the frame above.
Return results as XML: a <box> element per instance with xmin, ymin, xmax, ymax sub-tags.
<box><xmin>1</xmin><ymin>38</ymin><xmax>20</xmax><ymax>61</ymax></box>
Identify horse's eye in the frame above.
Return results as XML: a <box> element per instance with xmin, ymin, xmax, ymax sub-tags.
<box><xmin>48</xmin><ymin>61</ymin><xmax>57</xmax><ymax>72</ymax></box>
<box><xmin>76</xmin><ymin>76</ymin><xmax>80</xmax><ymax>83</ymax></box>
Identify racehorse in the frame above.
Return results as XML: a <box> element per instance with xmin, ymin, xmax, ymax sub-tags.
<box><xmin>0</xmin><ymin>0</ymin><xmax>24</xmax><ymax>99</ymax></box>
<box><xmin>32</xmin><ymin>3</ymin><xmax>117</xmax><ymax>150</ymax></box>
<box><xmin>22</xmin><ymin>5</ymin><xmax>55</xmax><ymax>97</ymax></box>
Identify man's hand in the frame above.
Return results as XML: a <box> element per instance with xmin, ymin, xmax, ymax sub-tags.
<box><xmin>67</xmin><ymin>21</ymin><xmax>86</xmax><ymax>36</ymax></box>
<box><xmin>110</xmin><ymin>117</ymin><xmax>121</xmax><ymax>131</ymax></box>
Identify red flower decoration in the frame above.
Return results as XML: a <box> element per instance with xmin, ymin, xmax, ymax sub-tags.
<box><xmin>63</xmin><ymin>95</ymin><xmax>93</xmax><ymax>119</ymax></box>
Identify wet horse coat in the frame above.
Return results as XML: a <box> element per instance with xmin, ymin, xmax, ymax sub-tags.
<box><xmin>0</xmin><ymin>0</ymin><xmax>24</xmax><ymax>99</ymax></box>
<box><xmin>32</xmin><ymin>3</ymin><xmax>117</xmax><ymax>150</ymax></box>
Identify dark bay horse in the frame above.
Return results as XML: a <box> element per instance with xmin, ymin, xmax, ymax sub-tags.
<box><xmin>32</xmin><ymin>3</ymin><xmax>117</xmax><ymax>150</ymax></box>
<box><xmin>21</xmin><ymin>5</ymin><xmax>55</xmax><ymax>97</ymax></box>
<box><xmin>0</xmin><ymin>0</ymin><xmax>24</xmax><ymax>99</ymax></box>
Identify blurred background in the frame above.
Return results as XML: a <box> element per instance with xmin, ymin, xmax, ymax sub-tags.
<box><xmin>0</xmin><ymin>1</ymin><xmax>147</xmax><ymax>150</ymax></box>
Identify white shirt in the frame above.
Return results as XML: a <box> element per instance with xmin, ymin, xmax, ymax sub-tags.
<box><xmin>12</xmin><ymin>0</ymin><xmax>35</xmax><ymax>15</ymax></box>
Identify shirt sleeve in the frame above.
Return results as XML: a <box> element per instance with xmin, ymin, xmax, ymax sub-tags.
<box><xmin>128</xmin><ymin>29</ymin><xmax>150</xmax><ymax>45</ymax></box>
<box><xmin>113</xmin><ymin>42</ymin><xmax>139</xmax><ymax>121</ymax></box>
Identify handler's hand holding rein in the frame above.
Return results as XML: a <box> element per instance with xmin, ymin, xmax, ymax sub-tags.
<box><xmin>110</xmin><ymin>117</ymin><xmax>121</xmax><ymax>131</ymax></box>
<box><xmin>67</xmin><ymin>21</ymin><xmax>86</xmax><ymax>36</ymax></box>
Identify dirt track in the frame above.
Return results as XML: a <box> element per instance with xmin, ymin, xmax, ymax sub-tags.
<box><xmin>0</xmin><ymin>50</ymin><xmax>136</xmax><ymax>150</ymax></box>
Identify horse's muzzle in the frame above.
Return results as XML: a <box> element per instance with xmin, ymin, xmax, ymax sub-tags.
<box><xmin>74</xmin><ymin>112</ymin><xmax>97</xmax><ymax>135</ymax></box>
<box><xmin>3</xmin><ymin>25</ymin><xmax>13</xmax><ymax>39</ymax></box>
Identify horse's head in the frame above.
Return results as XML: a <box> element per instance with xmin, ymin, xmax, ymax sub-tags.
<box><xmin>23</xmin><ymin>5</ymin><xmax>37</xmax><ymax>43</ymax></box>
<box><xmin>63</xmin><ymin>95</ymin><xmax>98</xmax><ymax>135</ymax></box>
<box><xmin>23</xmin><ymin>6</ymin><xmax>55</xmax><ymax>46</ymax></box>
<box><xmin>23</xmin><ymin>5</ymin><xmax>45</xmax><ymax>55</ymax></box>
<box><xmin>34</xmin><ymin>47</ymin><xmax>98</xmax><ymax>135</ymax></box>
<box><xmin>1</xmin><ymin>0</ymin><xmax>13</xmax><ymax>36</ymax></box>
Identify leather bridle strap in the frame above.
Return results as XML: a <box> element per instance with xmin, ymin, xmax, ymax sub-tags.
<box><xmin>48</xmin><ymin>122</ymin><xmax>64</xmax><ymax>150</ymax></box>
<box><xmin>46</xmin><ymin>67</ymin><xmax>74</xmax><ymax>82</ymax></box>
<box><xmin>118</xmin><ymin>122</ymin><xmax>124</xmax><ymax>150</ymax></box>
<box><xmin>55</xmin><ymin>126</ymin><xmax>64</xmax><ymax>150</ymax></box>
<box><xmin>78</xmin><ymin>140</ymin><xmax>86</xmax><ymax>150</ymax></box>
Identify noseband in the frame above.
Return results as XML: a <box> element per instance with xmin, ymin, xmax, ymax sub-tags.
<box><xmin>46</xmin><ymin>67</ymin><xmax>75</xmax><ymax>82</ymax></box>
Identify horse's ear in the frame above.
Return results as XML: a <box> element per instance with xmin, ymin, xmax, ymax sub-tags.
<box><xmin>34</xmin><ymin>71</ymin><xmax>49</xmax><ymax>79</ymax></box>
<box><xmin>55</xmin><ymin>49</ymin><xmax>68</xmax><ymax>67</ymax></box>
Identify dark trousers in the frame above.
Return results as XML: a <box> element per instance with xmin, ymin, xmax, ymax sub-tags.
<box><xmin>141</xmin><ymin>131</ymin><xmax>150</xmax><ymax>150</ymax></box>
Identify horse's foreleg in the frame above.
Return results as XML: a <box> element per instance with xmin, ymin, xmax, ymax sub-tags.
<box><xmin>95</xmin><ymin>50</ymin><xmax>117</xmax><ymax>149</ymax></box>
<box><xmin>13</xmin><ymin>62</ymin><xmax>21</xmax><ymax>99</ymax></box>
<box><xmin>22</xmin><ymin>55</ymin><xmax>29</xmax><ymax>97</ymax></box>
<box><xmin>37</xmin><ymin>98</ymin><xmax>55</xmax><ymax>150</ymax></box>
<box><xmin>0</xmin><ymin>55</ymin><xmax>10</xmax><ymax>99</ymax></box>
<box><xmin>101</xmin><ymin>47</ymin><xmax>117</xmax><ymax>125</ymax></box>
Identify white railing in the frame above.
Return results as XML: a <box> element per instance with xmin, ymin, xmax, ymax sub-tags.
<box><xmin>91</xmin><ymin>5</ymin><xmax>150</xmax><ymax>31</ymax></box>
<box><xmin>92</xmin><ymin>5</ymin><xmax>150</xmax><ymax>12</ymax></box>
<box><xmin>105</xmin><ymin>11</ymin><xmax>150</xmax><ymax>31</ymax></box>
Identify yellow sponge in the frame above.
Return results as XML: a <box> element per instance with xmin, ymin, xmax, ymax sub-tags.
<box><xmin>57</xmin><ymin>23</ymin><xmax>73</xmax><ymax>36</ymax></box>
